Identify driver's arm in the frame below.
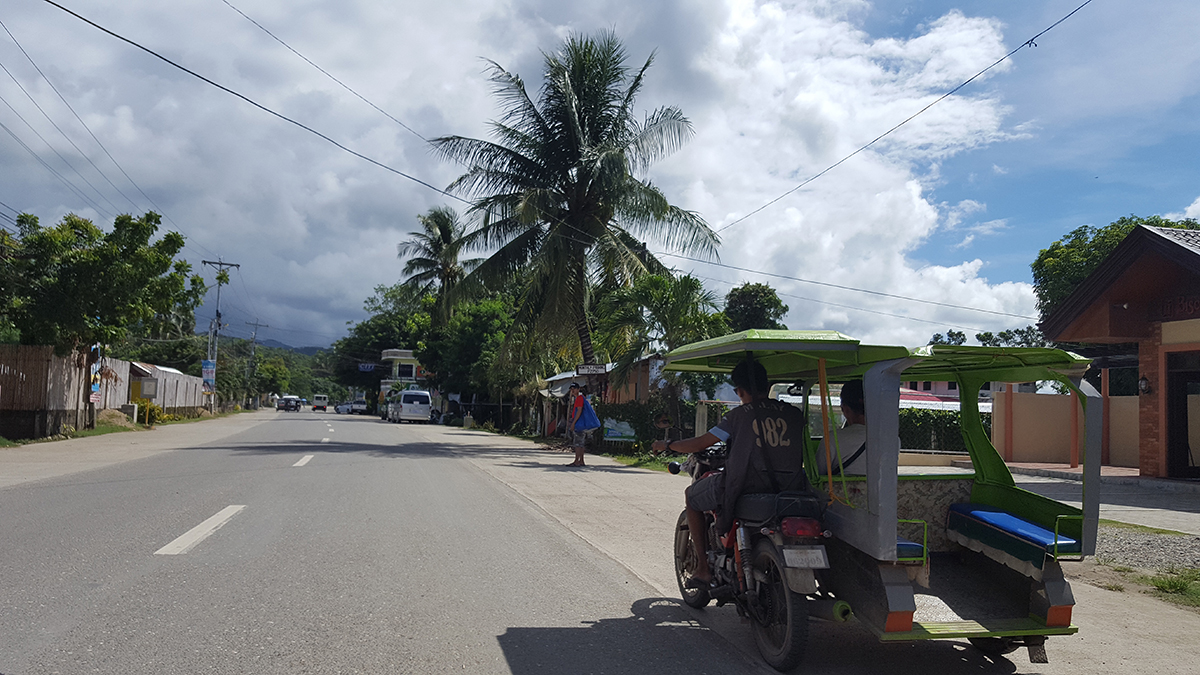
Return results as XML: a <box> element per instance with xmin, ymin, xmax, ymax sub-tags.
<box><xmin>652</xmin><ymin>432</ymin><xmax>720</xmax><ymax>455</ymax></box>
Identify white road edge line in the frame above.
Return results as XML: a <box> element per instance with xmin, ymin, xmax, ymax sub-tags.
<box><xmin>294</xmin><ymin>454</ymin><xmax>315</xmax><ymax>466</ymax></box>
<box><xmin>154</xmin><ymin>505</ymin><xmax>246</xmax><ymax>556</ymax></box>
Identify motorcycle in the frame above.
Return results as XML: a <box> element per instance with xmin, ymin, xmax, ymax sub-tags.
<box><xmin>668</xmin><ymin>446</ymin><xmax>832</xmax><ymax>672</ymax></box>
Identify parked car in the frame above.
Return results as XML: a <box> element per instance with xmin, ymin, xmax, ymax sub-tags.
<box><xmin>393</xmin><ymin>390</ymin><xmax>433</xmax><ymax>423</ymax></box>
<box><xmin>349</xmin><ymin>399</ymin><xmax>369</xmax><ymax>415</ymax></box>
<box><xmin>312</xmin><ymin>394</ymin><xmax>328</xmax><ymax>411</ymax></box>
<box><xmin>334</xmin><ymin>401</ymin><xmax>353</xmax><ymax>414</ymax></box>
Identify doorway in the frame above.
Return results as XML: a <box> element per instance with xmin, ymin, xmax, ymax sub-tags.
<box><xmin>1166</xmin><ymin>351</ymin><xmax>1200</xmax><ymax>479</ymax></box>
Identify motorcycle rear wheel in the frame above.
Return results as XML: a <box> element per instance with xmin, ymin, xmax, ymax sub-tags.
<box><xmin>674</xmin><ymin>510</ymin><xmax>711</xmax><ymax>608</ymax></box>
<box><xmin>751</xmin><ymin>539</ymin><xmax>808</xmax><ymax>672</ymax></box>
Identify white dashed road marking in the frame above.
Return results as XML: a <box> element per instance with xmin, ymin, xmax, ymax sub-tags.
<box><xmin>155</xmin><ymin>505</ymin><xmax>246</xmax><ymax>555</ymax></box>
<box><xmin>320</xmin><ymin>438</ymin><xmax>330</xmax><ymax>443</ymax></box>
<box><xmin>294</xmin><ymin>454</ymin><xmax>315</xmax><ymax>466</ymax></box>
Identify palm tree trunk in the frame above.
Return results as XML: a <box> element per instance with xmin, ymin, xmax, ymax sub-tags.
<box><xmin>576</xmin><ymin>315</ymin><xmax>596</xmax><ymax>365</ymax></box>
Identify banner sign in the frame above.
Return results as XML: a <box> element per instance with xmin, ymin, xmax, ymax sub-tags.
<box><xmin>202</xmin><ymin>360</ymin><xmax>216</xmax><ymax>395</ymax></box>
<box><xmin>358</xmin><ymin>363</ymin><xmax>376</xmax><ymax>372</ymax></box>
<box><xmin>575</xmin><ymin>363</ymin><xmax>606</xmax><ymax>375</ymax></box>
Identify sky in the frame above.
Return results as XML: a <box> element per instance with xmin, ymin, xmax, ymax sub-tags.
<box><xmin>2</xmin><ymin>0</ymin><xmax>1199</xmax><ymax>350</ymax></box>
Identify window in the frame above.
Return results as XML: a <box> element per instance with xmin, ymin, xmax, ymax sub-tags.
<box><xmin>948</xmin><ymin>381</ymin><xmax>957</xmax><ymax>391</ymax></box>
<box><xmin>922</xmin><ymin>381</ymin><xmax>932</xmax><ymax>391</ymax></box>
<box><xmin>402</xmin><ymin>393</ymin><xmax>429</xmax><ymax>404</ymax></box>
<box><xmin>397</xmin><ymin>364</ymin><xmax>415</xmax><ymax>379</ymax></box>
<box><xmin>982</xmin><ymin>382</ymin><xmax>992</xmax><ymax>391</ymax></box>
<box><xmin>908</xmin><ymin>381</ymin><xmax>918</xmax><ymax>390</ymax></box>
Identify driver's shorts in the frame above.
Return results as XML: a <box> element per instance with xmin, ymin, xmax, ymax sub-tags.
<box><xmin>685</xmin><ymin>472</ymin><xmax>724</xmax><ymax>513</ymax></box>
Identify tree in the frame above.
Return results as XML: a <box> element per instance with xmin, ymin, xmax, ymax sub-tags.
<box><xmin>1031</xmin><ymin>215</ymin><xmax>1200</xmax><ymax>318</ymax></box>
<box><xmin>723</xmin><ymin>282</ymin><xmax>788</xmax><ymax>332</ymax></box>
<box><xmin>433</xmin><ymin>31</ymin><xmax>718</xmax><ymax>363</ymax></box>
<box><xmin>396</xmin><ymin>206</ymin><xmax>480</xmax><ymax>321</ymax></box>
<box><xmin>974</xmin><ymin>325</ymin><xmax>1047</xmax><ymax>348</ymax></box>
<box><xmin>929</xmin><ymin>329</ymin><xmax>966</xmax><ymax>345</ymax></box>
<box><xmin>416</xmin><ymin>297</ymin><xmax>514</xmax><ymax>400</ymax></box>
<box><xmin>599</xmin><ymin>273</ymin><xmax>726</xmax><ymax>381</ymax></box>
<box><xmin>5</xmin><ymin>212</ymin><xmax>205</xmax><ymax>354</ymax></box>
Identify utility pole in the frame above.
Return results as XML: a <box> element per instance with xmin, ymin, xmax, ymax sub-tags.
<box><xmin>245</xmin><ymin>319</ymin><xmax>268</xmax><ymax>409</ymax></box>
<box><xmin>202</xmin><ymin>259</ymin><xmax>240</xmax><ymax>414</ymax></box>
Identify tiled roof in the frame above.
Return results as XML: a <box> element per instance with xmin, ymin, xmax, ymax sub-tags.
<box><xmin>1151</xmin><ymin>226</ymin><xmax>1200</xmax><ymax>254</ymax></box>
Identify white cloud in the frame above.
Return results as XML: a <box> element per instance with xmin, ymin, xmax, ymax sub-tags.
<box><xmin>1165</xmin><ymin>196</ymin><xmax>1200</xmax><ymax>221</ymax></box>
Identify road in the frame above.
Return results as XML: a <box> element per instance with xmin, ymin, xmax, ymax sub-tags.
<box><xmin>2</xmin><ymin>410</ymin><xmax>1199</xmax><ymax>674</ymax></box>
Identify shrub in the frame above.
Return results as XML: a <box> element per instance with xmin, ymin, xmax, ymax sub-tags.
<box><xmin>897</xmin><ymin>408</ymin><xmax>992</xmax><ymax>452</ymax></box>
<box><xmin>132</xmin><ymin>398</ymin><xmax>164</xmax><ymax>425</ymax></box>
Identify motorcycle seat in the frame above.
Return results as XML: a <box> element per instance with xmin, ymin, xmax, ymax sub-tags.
<box><xmin>735</xmin><ymin>492</ymin><xmax>823</xmax><ymax>525</ymax></box>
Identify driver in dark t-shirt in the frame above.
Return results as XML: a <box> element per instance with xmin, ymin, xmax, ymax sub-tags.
<box><xmin>652</xmin><ymin>359</ymin><xmax>806</xmax><ymax>588</ymax></box>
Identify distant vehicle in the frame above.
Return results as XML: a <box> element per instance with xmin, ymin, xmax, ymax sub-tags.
<box><xmin>349</xmin><ymin>399</ymin><xmax>369</xmax><ymax>415</ymax></box>
<box><xmin>312</xmin><ymin>394</ymin><xmax>328</xmax><ymax>411</ymax></box>
<box><xmin>334</xmin><ymin>402</ymin><xmax>353</xmax><ymax>414</ymax></box>
<box><xmin>277</xmin><ymin>395</ymin><xmax>301</xmax><ymax>412</ymax></box>
<box><xmin>394</xmin><ymin>390</ymin><xmax>432</xmax><ymax>423</ymax></box>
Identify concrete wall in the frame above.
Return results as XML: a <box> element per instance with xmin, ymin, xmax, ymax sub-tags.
<box><xmin>991</xmin><ymin>391</ymin><xmax>1082</xmax><ymax>464</ymax></box>
<box><xmin>1109</xmin><ymin>396</ymin><xmax>1140</xmax><ymax>468</ymax></box>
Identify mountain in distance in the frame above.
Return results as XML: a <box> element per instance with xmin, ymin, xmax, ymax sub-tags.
<box><xmin>258</xmin><ymin>338</ymin><xmax>326</xmax><ymax>355</ymax></box>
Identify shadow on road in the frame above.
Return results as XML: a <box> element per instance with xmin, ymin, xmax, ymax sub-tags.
<box><xmin>498</xmin><ymin>597</ymin><xmax>1022</xmax><ymax>675</ymax></box>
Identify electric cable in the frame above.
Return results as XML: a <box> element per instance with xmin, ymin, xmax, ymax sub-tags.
<box><xmin>0</xmin><ymin>57</ymin><xmax>133</xmax><ymax>212</ymax></box>
<box><xmin>41</xmin><ymin>0</ymin><xmax>464</xmax><ymax>204</ymax></box>
<box><xmin>218</xmin><ymin>0</ymin><xmax>427</xmax><ymax>142</ymax></box>
<box><xmin>715</xmin><ymin>0</ymin><xmax>1096</xmax><ymax>234</ymax></box>
<box><xmin>0</xmin><ymin>115</ymin><xmax>108</xmax><ymax>215</ymax></box>
<box><xmin>0</xmin><ymin>198</ymin><xmax>18</xmax><ymax>214</ymax></box>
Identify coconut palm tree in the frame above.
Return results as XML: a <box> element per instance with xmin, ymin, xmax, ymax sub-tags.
<box><xmin>396</xmin><ymin>206</ymin><xmax>479</xmax><ymax>320</ymax></box>
<box><xmin>598</xmin><ymin>273</ymin><xmax>726</xmax><ymax>383</ymax></box>
<box><xmin>432</xmin><ymin>31</ymin><xmax>718</xmax><ymax>363</ymax></box>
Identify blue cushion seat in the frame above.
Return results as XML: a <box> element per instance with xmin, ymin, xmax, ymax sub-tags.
<box><xmin>947</xmin><ymin>503</ymin><xmax>1080</xmax><ymax>562</ymax></box>
<box><xmin>896</xmin><ymin>537</ymin><xmax>925</xmax><ymax>560</ymax></box>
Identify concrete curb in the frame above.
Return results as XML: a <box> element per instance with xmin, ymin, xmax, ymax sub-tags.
<box><xmin>949</xmin><ymin>458</ymin><xmax>1200</xmax><ymax>494</ymax></box>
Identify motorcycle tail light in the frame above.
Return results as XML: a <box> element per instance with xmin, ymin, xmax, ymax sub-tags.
<box><xmin>781</xmin><ymin>517</ymin><xmax>822</xmax><ymax>538</ymax></box>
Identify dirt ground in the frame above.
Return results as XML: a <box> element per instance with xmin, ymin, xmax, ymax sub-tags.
<box><xmin>97</xmin><ymin>408</ymin><xmax>138</xmax><ymax>429</ymax></box>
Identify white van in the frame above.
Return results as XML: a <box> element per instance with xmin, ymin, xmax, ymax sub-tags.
<box><xmin>395</xmin><ymin>390</ymin><xmax>432</xmax><ymax>423</ymax></box>
<box><xmin>312</xmin><ymin>394</ymin><xmax>328</xmax><ymax>411</ymax></box>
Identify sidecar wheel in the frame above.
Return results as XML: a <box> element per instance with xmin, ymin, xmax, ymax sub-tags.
<box><xmin>751</xmin><ymin>539</ymin><xmax>808</xmax><ymax>671</ymax></box>
<box><xmin>674</xmin><ymin>510</ymin><xmax>711</xmax><ymax>608</ymax></box>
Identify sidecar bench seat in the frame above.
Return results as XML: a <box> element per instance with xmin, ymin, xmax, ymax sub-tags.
<box><xmin>896</xmin><ymin>537</ymin><xmax>925</xmax><ymax>561</ymax></box>
<box><xmin>735</xmin><ymin>492</ymin><xmax>823</xmax><ymax>525</ymax></box>
<box><xmin>946</xmin><ymin>503</ymin><xmax>1080</xmax><ymax>566</ymax></box>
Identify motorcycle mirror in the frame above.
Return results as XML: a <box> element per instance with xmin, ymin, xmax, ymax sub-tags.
<box><xmin>667</xmin><ymin>461</ymin><xmax>682</xmax><ymax>475</ymax></box>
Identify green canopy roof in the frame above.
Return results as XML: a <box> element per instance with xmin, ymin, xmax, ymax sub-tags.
<box><xmin>663</xmin><ymin>330</ymin><xmax>1091</xmax><ymax>383</ymax></box>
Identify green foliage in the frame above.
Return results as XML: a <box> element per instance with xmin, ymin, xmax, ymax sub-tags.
<box><xmin>433</xmin><ymin>30</ymin><xmax>717</xmax><ymax>363</ymax></box>
<box><xmin>929</xmin><ymin>330</ymin><xmax>966</xmax><ymax>345</ymax></box>
<box><xmin>133</xmin><ymin>397</ymin><xmax>164</xmax><ymax>425</ymax></box>
<box><xmin>397</xmin><ymin>206</ymin><xmax>480</xmax><ymax>322</ymax></box>
<box><xmin>724</xmin><ymin>282</ymin><xmax>788</xmax><ymax>332</ymax></box>
<box><xmin>417</xmin><ymin>297</ymin><xmax>514</xmax><ymax>398</ymax></box>
<box><xmin>974</xmin><ymin>325</ymin><xmax>1047</xmax><ymax>347</ymax></box>
<box><xmin>897</xmin><ymin>408</ymin><xmax>991</xmax><ymax>453</ymax></box>
<box><xmin>1031</xmin><ymin>215</ymin><xmax>1200</xmax><ymax>319</ymax></box>
<box><xmin>331</xmin><ymin>298</ymin><xmax>431</xmax><ymax>393</ymax></box>
<box><xmin>3</xmin><ymin>212</ymin><xmax>205</xmax><ymax>354</ymax></box>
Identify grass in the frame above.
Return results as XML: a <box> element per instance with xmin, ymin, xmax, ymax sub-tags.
<box><xmin>0</xmin><ymin>436</ymin><xmax>19</xmax><ymax>448</ymax></box>
<box><xmin>606</xmin><ymin>452</ymin><xmax>677</xmax><ymax>473</ymax></box>
<box><xmin>1132</xmin><ymin>567</ymin><xmax>1200</xmax><ymax>608</ymax></box>
<box><xmin>1101</xmin><ymin>582</ymin><xmax>1125</xmax><ymax>592</ymax></box>
<box><xmin>73</xmin><ymin>422</ymin><xmax>140</xmax><ymax>438</ymax></box>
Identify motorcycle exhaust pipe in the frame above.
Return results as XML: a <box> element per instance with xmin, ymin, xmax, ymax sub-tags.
<box><xmin>809</xmin><ymin>598</ymin><xmax>852</xmax><ymax>622</ymax></box>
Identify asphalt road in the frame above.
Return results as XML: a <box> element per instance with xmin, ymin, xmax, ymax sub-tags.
<box><xmin>0</xmin><ymin>410</ymin><xmax>762</xmax><ymax>674</ymax></box>
<box><xmin>4</xmin><ymin>410</ymin><xmax>1200</xmax><ymax>674</ymax></box>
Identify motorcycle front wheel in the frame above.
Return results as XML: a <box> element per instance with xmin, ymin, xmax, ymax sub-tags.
<box><xmin>674</xmin><ymin>510</ymin><xmax>711</xmax><ymax>608</ymax></box>
<box><xmin>751</xmin><ymin>539</ymin><xmax>808</xmax><ymax>672</ymax></box>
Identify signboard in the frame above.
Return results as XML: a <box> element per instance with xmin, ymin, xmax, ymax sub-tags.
<box><xmin>358</xmin><ymin>363</ymin><xmax>376</xmax><ymax>372</ymax></box>
<box><xmin>140</xmin><ymin>378</ymin><xmax>158</xmax><ymax>399</ymax></box>
<box><xmin>89</xmin><ymin>391</ymin><xmax>102</xmax><ymax>404</ymax></box>
<box><xmin>602</xmin><ymin>419</ymin><xmax>636</xmax><ymax>442</ymax></box>
<box><xmin>1154</xmin><ymin>294</ymin><xmax>1200</xmax><ymax>322</ymax></box>
<box><xmin>576</xmin><ymin>363</ymin><xmax>606</xmax><ymax>375</ymax></box>
<box><xmin>202</xmin><ymin>360</ymin><xmax>216</xmax><ymax>395</ymax></box>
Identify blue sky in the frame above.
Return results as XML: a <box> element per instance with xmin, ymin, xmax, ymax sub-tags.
<box><xmin>2</xmin><ymin>0</ymin><xmax>1198</xmax><ymax>348</ymax></box>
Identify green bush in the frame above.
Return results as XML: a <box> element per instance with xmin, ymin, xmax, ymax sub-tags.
<box><xmin>133</xmin><ymin>398</ymin><xmax>164</xmax><ymax>425</ymax></box>
<box><xmin>593</xmin><ymin>396</ymin><xmax>699</xmax><ymax>452</ymax></box>
<box><xmin>897</xmin><ymin>408</ymin><xmax>991</xmax><ymax>452</ymax></box>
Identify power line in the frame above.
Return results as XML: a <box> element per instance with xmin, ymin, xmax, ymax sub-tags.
<box><xmin>0</xmin><ymin>17</ymin><xmax>217</xmax><ymax>257</ymax></box>
<box><xmin>0</xmin><ymin>83</ymin><xmax>116</xmax><ymax>216</ymax></box>
<box><xmin>715</xmin><ymin>0</ymin><xmax>1096</xmax><ymax>235</ymax></box>
<box><xmin>218</xmin><ymin>0</ymin><xmax>427</xmax><ymax>143</ymax></box>
<box><xmin>42</xmin><ymin>0</ymin><xmax>464</xmax><ymax>203</ymax></box>
<box><xmin>0</xmin><ymin>57</ymin><xmax>134</xmax><ymax>212</ymax></box>
<box><xmin>0</xmin><ymin>115</ymin><xmax>108</xmax><ymax>215</ymax></box>
<box><xmin>657</xmin><ymin>250</ymin><xmax>1037</xmax><ymax>320</ymax></box>
<box><xmin>0</xmin><ymin>198</ymin><xmax>18</xmax><ymax>214</ymax></box>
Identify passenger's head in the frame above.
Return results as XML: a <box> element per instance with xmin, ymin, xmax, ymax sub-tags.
<box><xmin>731</xmin><ymin>359</ymin><xmax>770</xmax><ymax>401</ymax></box>
<box><xmin>839</xmin><ymin>379</ymin><xmax>865</xmax><ymax>418</ymax></box>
